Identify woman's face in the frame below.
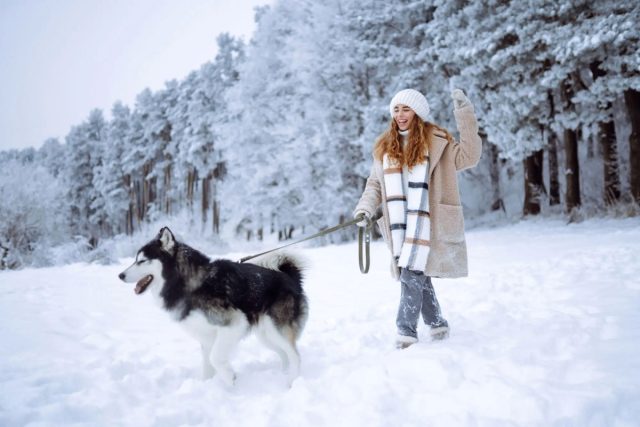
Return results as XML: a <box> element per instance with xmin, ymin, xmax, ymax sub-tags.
<box><xmin>393</xmin><ymin>104</ymin><xmax>415</xmax><ymax>131</ymax></box>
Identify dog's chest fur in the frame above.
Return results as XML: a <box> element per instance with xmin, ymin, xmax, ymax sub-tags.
<box><xmin>177</xmin><ymin>310</ymin><xmax>217</xmax><ymax>342</ymax></box>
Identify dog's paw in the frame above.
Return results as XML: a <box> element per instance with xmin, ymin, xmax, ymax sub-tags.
<box><xmin>286</xmin><ymin>372</ymin><xmax>302</xmax><ymax>389</ymax></box>
<box><xmin>286</xmin><ymin>367</ymin><xmax>300</xmax><ymax>387</ymax></box>
<box><xmin>202</xmin><ymin>368</ymin><xmax>216</xmax><ymax>380</ymax></box>
<box><xmin>218</xmin><ymin>369</ymin><xmax>236</xmax><ymax>387</ymax></box>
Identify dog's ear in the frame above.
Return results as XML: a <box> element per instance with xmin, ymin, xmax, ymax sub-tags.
<box><xmin>158</xmin><ymin>227</ymin><xmax>176</xmax><ymax>253</ymax></box>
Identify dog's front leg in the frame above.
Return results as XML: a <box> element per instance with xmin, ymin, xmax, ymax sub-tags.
<box><xmin>200</xmin><ymin>341</ymin><xmax>216</xmax><ymax>379</ymax></box>
<box><xmin>209</xmin><ymin>317</ymin><xmax>248</xmax><ymax>386</ymax></box>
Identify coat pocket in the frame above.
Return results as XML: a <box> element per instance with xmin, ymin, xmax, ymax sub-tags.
<box><xmin>435</xmin><ymin>203</ymin><xmax>465</xmax><ymax>243</ymax></box>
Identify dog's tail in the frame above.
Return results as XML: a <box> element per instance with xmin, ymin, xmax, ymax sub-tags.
<box><xmin>250</xmin><ymin>252</ymin><xmax>306</xmax><ymax>288</ymax></box>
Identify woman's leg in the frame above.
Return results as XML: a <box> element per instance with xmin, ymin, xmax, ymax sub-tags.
<box><xmin>421</xmin><ymin>276</ymin><xmax>449</xmax><ymax>339</ymax></box>
<box><xmin>396</xmin><ymin>268</ymin><xmax>425</xmax><ymax>343</ymax></box>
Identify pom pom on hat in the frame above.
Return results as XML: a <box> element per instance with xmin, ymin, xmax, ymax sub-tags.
<box><xmin>389</xmin><ymin>89</ymin><xmax>430</xmax><ymax>122</ymax></box>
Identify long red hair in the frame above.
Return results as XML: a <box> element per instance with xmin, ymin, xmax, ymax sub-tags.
<box><xmin>374</xmin><ymin>117</ymin><xmax>453</xmax><ymax>169</ymax></box>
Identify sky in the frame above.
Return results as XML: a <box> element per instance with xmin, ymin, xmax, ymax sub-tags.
<box><xmin>0</xmin><ymin>0</ymin><xmax>271</xmax><ymax>151</ymax></box>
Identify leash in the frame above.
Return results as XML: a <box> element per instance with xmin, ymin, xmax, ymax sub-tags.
<box><xmin>238</xmin><ymin>217</ymin><xmax>372</xmax><ymax>274</ymax></box>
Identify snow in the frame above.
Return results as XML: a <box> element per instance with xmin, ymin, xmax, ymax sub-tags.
<box><xmin>1</xmin><ymin>218</ymin><xmax>639</xmax><ymax>426</ymax></box>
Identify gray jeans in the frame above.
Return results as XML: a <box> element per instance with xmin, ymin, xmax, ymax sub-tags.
<box><xmin>396</xmin><ymin>268</ymin><xmax>448</xmax><ymax>338</ymax></box>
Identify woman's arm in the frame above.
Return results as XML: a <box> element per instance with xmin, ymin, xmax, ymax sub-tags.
<box><xmin>450</xmin><ymin>89</ymin><xmax>482</xmax><ymax>171</ymax></box>
<box><xmin>353</xmin><ymin>162</ymin><xmax>382</xmax><ymax>219</ymax></box>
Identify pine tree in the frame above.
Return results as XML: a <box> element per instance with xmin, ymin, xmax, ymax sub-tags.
<box><xmin>220</xmin><ymin>1</ymin><xmax>310</xmax><ymax>240</ymax></box>
<box><xmin>65</xmin><ymin>109</ymin><xmax>106</xmax><ymax>246</ymax></box>
<box><xmin>96</xmin><ymin>102</ymin><xmax>132</xmax><ymax>235</ymax></box>
<box><xmin>545</xmin><ymin>0</ymin><xmax>639</xmax><ymax>207</ymax></box>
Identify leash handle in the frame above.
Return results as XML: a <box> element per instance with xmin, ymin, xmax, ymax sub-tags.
<box><xmin>358</xmin><ymin>224</ymin><xmax>371</xmax><ymax>274</ymax></box>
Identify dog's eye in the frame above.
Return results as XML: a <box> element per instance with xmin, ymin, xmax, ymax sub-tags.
<box><xmin>137</xmin><ymin>260</ymin><xmax>147</xmax><ymax>265</ymax></box>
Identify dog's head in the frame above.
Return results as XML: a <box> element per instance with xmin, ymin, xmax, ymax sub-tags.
<box><xmin>118</xmin><ymin>227</ymin><xmax>177</xmax><ymax>295</ymax></box>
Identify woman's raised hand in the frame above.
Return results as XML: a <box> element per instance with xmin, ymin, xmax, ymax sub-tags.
<box><xmin>451</xmin><ymin>89</ymin><xmax>470</xmax><ymax>109</ymax></box>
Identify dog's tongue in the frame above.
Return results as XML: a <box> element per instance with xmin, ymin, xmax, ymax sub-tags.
<box><xmin>134</xmin><ymin>275</ymin><xmax>153</xmax><ymax>294</ymax></box>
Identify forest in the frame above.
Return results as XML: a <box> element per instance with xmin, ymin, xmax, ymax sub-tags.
<box><xmin>0</xmin><ymin>0</ymin><xmax>638</xmax><ymax>269</ymax></box>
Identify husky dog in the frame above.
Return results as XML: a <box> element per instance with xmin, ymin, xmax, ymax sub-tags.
<box><xmin>118</xmin><ymin>227</ymin><xmax>308</xmax><ymax>386</ymax></box>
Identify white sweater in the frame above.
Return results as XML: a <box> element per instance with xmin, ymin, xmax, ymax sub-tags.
<box><xmin>400</xmin><ymin>130</ymin><xmax>410</xmax><ymax>198</ymax></box>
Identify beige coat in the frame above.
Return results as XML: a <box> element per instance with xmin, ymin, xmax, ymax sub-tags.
<box><xmin>354</xmin><ymin>103</ymin><xmax>482</xmax><ymax>280</ymax></box>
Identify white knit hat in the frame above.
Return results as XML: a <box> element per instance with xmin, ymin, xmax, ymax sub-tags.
<box><xmin>389</xmin><ymin>89</ymin><xmax>430</xmax><ymax>122</ymax></box>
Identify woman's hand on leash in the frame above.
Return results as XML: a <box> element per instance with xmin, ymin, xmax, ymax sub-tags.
<box><xmin>354</xmin><ymin>211</ymin><xmax>372</xmax><ymax>227</ymax></box>
<box><xmin>451</xmin><ymin>89</ymin><xmax>471</xmax><ymax>109</ymax></box>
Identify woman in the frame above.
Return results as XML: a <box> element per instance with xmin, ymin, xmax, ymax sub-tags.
<box><xmin>353</xmin><ymin>88</ymin><xmax>481</xmax><ymax>349</ymax></box>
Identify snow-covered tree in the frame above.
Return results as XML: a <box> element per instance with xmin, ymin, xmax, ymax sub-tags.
<box><xmin>188</xmin><ymin>34</ymin><xmax>244</xmax><ymax>232</ymax></box>
<box><xmin>36</xmin><ymin>137</ymin><xmax>66</xmax><ymax>178</ymax></box>
<box><xmin>2</xmin><ymin>0</ymin><xmax>639</xmax><ymax>268</ymax></box>
<box><xmin>549</xmin><ymin>1</ymin><xmax>640</xmax><ymax>204</ymax></box>
<box><xmin>94</xmin><ymin>102</ymin><xmax>132</xmax><ymax>235</ymax></box>
<box><xmin>124</xmin><ymin>86</ymin><xmax>176</xmax><ymax>223</ymax></box>
<box><xmin>0</xmin><ymin>159</ymin><xmax>66</xmax><ymax>269</ymax></box>
<box><xmin>65</xmin><ymin>109</ymin><xmax>106</xmax><ymax>246</ymax></box>
<box><xmin>220</xmin><ymin>2</ymin><xmax>311</xmax><ymax>240</ymax></box>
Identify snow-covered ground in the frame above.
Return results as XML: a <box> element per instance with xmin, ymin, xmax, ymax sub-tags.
<box><xmin>1</xmin><ymin>218</ymin><xmax>639</xmax><ymax>427</ymax></box>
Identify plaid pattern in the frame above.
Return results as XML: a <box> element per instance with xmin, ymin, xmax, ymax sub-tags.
<box><xmin>382</xmin><ymin>154</ymin><xmax>430</xmax><ymax>271</ymax></box>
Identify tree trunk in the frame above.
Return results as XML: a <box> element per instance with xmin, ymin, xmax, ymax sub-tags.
<box><xmin>123</xmin><ymin>174</ymin><xmax>134</xmax><ymax>235</ymax></box>
<box><xmin>547</xmin><ymin>90</ymin><xmax>561</xmax><ymax>206</ymax></box>
<box><xmin>202</xmin><ymin>176</ymin><xmax>209</xmax><ymax>226</ymax></box>
<box><xmin>135</xmin><ymin>180</ymin><xmax>143</xmax><ymax>222</ymax></box>
<box><xmin>147</xmin><ymin>176</ymin><xmax>157</xmax><ymax>214</ymax></box>
<box><xmin>561</xmin><ymin>76</ymin><xmax>581</xmax><ymax>212</ymax></box>
<box><xmin>141</xmin><ymin>162</ymin><xmax>153</xmax><ymax>221</ymax></box>
<box><xmin>126</xmin><ymin>207</ymin><xmax>133</xmax><ymax>236</ymax></box>
<box><xmin>598</xmin><ymin>119</ymin><xmax>621</xmax><ymax>204</ymax></box>
<box><xmin>590</xmin><ymin>61</ymin><xmax>621</xmax><ymax>204</ymax></box>
<box><xmin>0</xmin><ymin>243</ymin><xmax>8</xmax><ymax>270</ymax></box>
<box><xmin>484</xmin><ymin>131</ymin><xmax>504</xmax><ymax>212</ymax></box>
<box><xmin>548</xmin><ymin>132</ymin><xmax>561</xmax><ymax>206</ymax></box>
<box><xmin>564</xmin><ymin>128</ymin><xmax>581</xmax><ymax>211</ymax></box>
<box><xmin>624</xmin><ymin>88</ymin><xmax>640</xmax><ymax>202</ymax></box>
<box><xmin>211</xmin><ymin>179</ymin><xmax>220</xmax><ymax>234</ymax></box>
<box><xmin>586</xmin><ymin>134</ymin><xmax>595</xmax><ymax>159</ymax></box>
<box><xmin>164</xmin><ymin>165</ymin><xmax>171</xmax><ymax>215</ymax></box>
<box><xmin>523</xmin><ymin>149</ymin><xmax>544</xmax><ymax>216</ymax></box>
<box><xmin>187</xmin><ymin>168</ymin><xmax>196</xmax><ymax>209</ymax></box>
<box><xmin>211</xmin><ymin>162</ymin><xmax>226</xmax><ymax>234</ymax></box>
<box><xmin>489</xmin><ymin>144</ymin><xmax>504</xmax><ymax>212</ymax></box>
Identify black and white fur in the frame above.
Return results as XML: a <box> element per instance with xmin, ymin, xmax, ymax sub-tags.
<box><xmin>118</xmin><ymin>227</ymin><xmax>308</xmax><ymax>386</ymax></box>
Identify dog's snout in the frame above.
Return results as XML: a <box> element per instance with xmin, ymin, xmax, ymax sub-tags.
<box><xmin>118</xmin><ymin>272</ymin><xmax>125</xmax><ymax>281</ymax></box>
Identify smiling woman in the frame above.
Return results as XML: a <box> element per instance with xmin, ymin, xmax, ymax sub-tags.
<box><xmin>0</xmin><ymin>0</ymin><xmax>271</xmax><ymax>151</ymax></box>
<box><xmin>353</xmin><ymin>87</ymin><xmax>482</xmax><ymax>349</ymax></box>
<box><xmin>393</xmin><ymin>104</ymin><xmax>416</xmax><ymax>131</ymax></box>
